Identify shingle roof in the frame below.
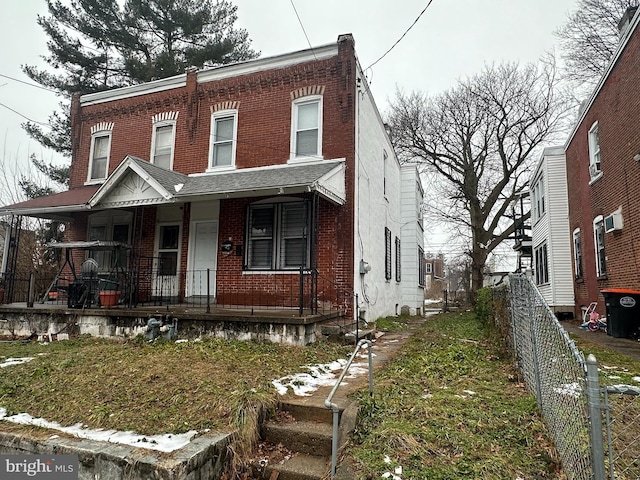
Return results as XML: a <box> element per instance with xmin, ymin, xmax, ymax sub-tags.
<box><xmin>0</xmin><ymin>185</ymin><xmax>99</xmax><ymax>213</ymax></box>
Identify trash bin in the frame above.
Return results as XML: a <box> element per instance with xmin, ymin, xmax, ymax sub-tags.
<box><xmin>601</xmin><ymin>289</ymin><xmax>640</xmax><ymax>338</ymax></box>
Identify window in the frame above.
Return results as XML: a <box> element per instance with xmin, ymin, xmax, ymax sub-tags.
<box><xmin>534</xmin><ymin>242</ymin><xmax>549</xmax><ymax>285</ymax></box>
<box><xmin>209</xmin><ymin>110</ymin><xmax>237</xmax><ymax>169</ymax></box>
<box><xmin>158</xmin><ymin>225</ymin><xmax>180</xmax><ymax>276</ymax></box>
<box><xmin>395</xmin><ymin>236</ymin><xmax>401</xmax><ymax>282</ymax></box>
<box><xmin>418</xmin><ymin>247</ymin><xmax>426</xmax><ymax>287</ymax></box>
<box><xmin>531</xmin><ymin>175</ymin><xmax>546</xmax><ymax>222</ymax></box>
<box><xmin>151</xmin><ymin>123</ymin><xmax>175</xmax><ymax>170</ymax></box>
<box><xmin>426</xmin><ymin>262</ymin><xmax>433</xmax><ymax>275</ymax></box>
<box><xmin>383</xmin><ymin>151</ymin><xmax>388</xmax><ymax>196</ymax></box>
<box><xmin>88</xmin><ymin>133</ymin><xmax>111</xmax><ymax>181</ymax></box>
<box><xmin>593</xmin><ymin>216</ymin><xmax>607</xmax><ymax>277</ymax></box>
<box><xmin>385</xmin><ymin>227</ymin><xmax>392</xmax><ymax>281</ymax></box>
<box><xmin>246</xmin><ymin>201</ymin><xmax>309</xmax><ymax>270</ymax></box>
<box><xmin>86</xmin><ymin>212</ymin><xmax>132</xmax><ymax>270</ymax></box>
<box><xmin>573</xmin><ymin>228</ymin><xmax>583</xmax><ymax>279</ymax></box>
<box><xmin>588</xmin><ymin>121</ymin><xmax>601</xmax><ymax>178</ymax></box>
<box><xmin>291</xmin><ymin>96</ymin><xmax>322</xmax><ymax>159</ymax></box>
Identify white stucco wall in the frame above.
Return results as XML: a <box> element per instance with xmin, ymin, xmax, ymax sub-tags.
<box><xmin>353</xmin><ymin>68</ymin><xmax>424</xmax><ymax>322</ymax></box>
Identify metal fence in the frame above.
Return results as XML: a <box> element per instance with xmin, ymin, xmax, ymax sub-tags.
<box><xmin>499</xmin><ymin>273</ymin><xmax>640</xmax><ymax>480</ymax></box>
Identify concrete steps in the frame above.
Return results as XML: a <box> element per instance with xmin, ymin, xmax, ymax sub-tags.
<box><xmin>259</xmin><ymin>397</ymin><xmax>356</xmax><ymax>480</ymax></box>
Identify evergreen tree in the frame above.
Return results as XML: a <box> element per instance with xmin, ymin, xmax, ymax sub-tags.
<box><xmin>22</xmin><ymin>0</ymin><xmax>258</xmax><ymax>164</ymax></box>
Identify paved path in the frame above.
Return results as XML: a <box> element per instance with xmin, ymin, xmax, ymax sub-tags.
<box><xmin>561</xmin><ymin>319</ymin><xmax>640</xmax><ymax>361</ymax></box>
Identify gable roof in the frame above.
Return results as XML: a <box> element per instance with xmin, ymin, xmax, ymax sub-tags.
<box><xmin>0</xmin><ymin>157</ymin><xmax>346</xmax><ymax>218</ymax></box>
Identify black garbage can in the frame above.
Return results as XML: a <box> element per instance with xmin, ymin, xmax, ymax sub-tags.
<box><xmin>601</xmin><ymin>289</ymin><xmax>640</xmax><ymax>338</ymax></box>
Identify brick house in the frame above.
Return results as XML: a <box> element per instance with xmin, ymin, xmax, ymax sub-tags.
<box><xmin>565</xmin><ymin>7</ymin><xmax>640</xmax><ymax>320</ymax></box>
<box><xmin>0</xmin><ymin>34</ymin><xmax>425</xmax><ymax>325</ymax></box>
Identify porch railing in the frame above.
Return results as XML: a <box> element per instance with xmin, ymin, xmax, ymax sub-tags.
<box><xmin>3</xmin><ymin>266</ymin><xmax>353</xmax><ymax>318</ymax></box>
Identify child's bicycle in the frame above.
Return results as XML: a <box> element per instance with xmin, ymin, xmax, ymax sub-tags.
<box><xmin>579</xmin><ymin>303</ymin><xmax>607</xmax><ymax>332</ymax></box>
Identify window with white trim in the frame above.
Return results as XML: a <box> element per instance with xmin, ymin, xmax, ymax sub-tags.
<box><xmin>151</xmin><ymin>123</ymin><xmax>175</xmax><ymax>170</ymax></box>
<box><xmin>534</xmin><ymin>242</ymin><xmax>549</xmax><ymax>285</ymax></box>
<box><xmin>246</xmin><ymin>200</ymin><xmax>310</xmax><ymax>270</ymax></box>
<box><xmin>157</xmin><ymin>224</ymin><xmax>180</xmax><ymax>276</ymax></box>
<box><xmin>573</xmin><ymin>228</ymin><xmax>583</xmax><ymax>279</ymax></box>
<box><xmin>418</xmin><ymin>247</ymin><xmax>426</xmax><ymax>287</ymax></box>
<box><xmin>209</xmin><ymin>110</ymin><xmax>237</xmax><ymax>169</ymax></box>
<box><xmin>291</xmin><ymin>96</ymin><xmax>322</xmax><ymax>159</ymax></box>
<box><xmin>593</xmin><ymin>216</ymin><xmax>607</xmax><ymax>277</ymax></box>
<box><xmin>88</xmin><ymin>132</ymin><xmax>112</xmax><ymax>181</ymax></box>
<box><xmin>425</xmin><ymin>262</ymin><xmax>432</xmax><ymax>275</ymax></box>
<box><xmin>87</xmin><ymin>211</ymin><xmax>132</xmax><ymax>270</ymax></box>
<box><xmin>588</xmin><ymin>121</ymin><xmax>601</xmax><ymax>178</ymax></box>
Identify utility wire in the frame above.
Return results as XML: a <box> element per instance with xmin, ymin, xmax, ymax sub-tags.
<box><xmin>289</xmin><ymin>0</ymin><xmax>317</xmax><ymax>61</ymax></box>
<box><xmin>0</xmin><ymin>101</ymin><xmax>51</xmax><ymax>127</ymax></box>
<box><xmin>367</xmin><ymin>0</ymin><xmax>434</xmax><ymax>70</ymax></box>
<box><xmin>0</xmin><ymin>73</ymin><xmax>57</xmax><ymax>93</ymax></box>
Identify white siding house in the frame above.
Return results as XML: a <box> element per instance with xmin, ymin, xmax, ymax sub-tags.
<box><xmin>530</xmin><ymin>146</ymin><xmax>575</xmax><ymax>318</ymax></box>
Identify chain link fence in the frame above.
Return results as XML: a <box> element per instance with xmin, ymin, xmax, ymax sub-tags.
<box><xmin>495</xmin><ymin>273</ymin><xmax>640</xmax><ymax>480</ymax></box>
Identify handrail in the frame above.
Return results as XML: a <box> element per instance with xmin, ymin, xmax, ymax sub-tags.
<box><xmin>324</xmin><ymin>338</ymin><xmax>373</xmax><ymax>478</ymax></box>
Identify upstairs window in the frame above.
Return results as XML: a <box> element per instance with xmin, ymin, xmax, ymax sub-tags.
<box><xmin>87</xmin><ymin>122</ymin><xmax>113</xmax><ymax>182</ymax></box>
<box><xmin>573</xmin><ymin>228</ymin><xmax>583</xmax><ymax>279</ymax></box>
<box><xmin>291</xmin><ymin>96</ymin><xmax>322</xmax><ymax>159</ymax></box>
<box><xmin>209</xmin><ymin>110</ymin><xmax>237</xmax><ymax>169</ymax></box>
<box><xmin>151</xmin><ymin>124</ymin><xmax>175</xmax><ymax>170</ymax></box>
<box><xmin>150</xmin><ymin>112</ymin><xmax>178</xmax><ymax>170</ymax></box>
<box><xmin>246</xmin><ymin>200</ymin><xmax>310</xmax><ymax>270</ymax></box>
<box><xmin>593</xmin><ymin>216</ymin><xmax>607</xmax><ymax>277</ymax></box>
<box><xmin>588</xmin><ymin>121</ymin><xmax>601</xmax><ymax>179</ymax></box>
<box><xmin>531</xmin><ymin>175</ymin><xmax>546</xmax><ymax>222</ymax></box>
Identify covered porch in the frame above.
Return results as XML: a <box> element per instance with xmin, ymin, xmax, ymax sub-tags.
<box><xmin>0</xmin><ymin>157</ymin><xmax>356</xmax><ymax>342</ymax></box>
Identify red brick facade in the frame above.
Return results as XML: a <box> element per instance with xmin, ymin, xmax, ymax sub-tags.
<box><xmin>63</xmin><ymin>36</ymin><xmax>358</xmax><ymax>306</ymax></box>
<box><xmin>565</xmin><ymin>23</ymin><xmax>640</xmax><ymax>318</ymax></box>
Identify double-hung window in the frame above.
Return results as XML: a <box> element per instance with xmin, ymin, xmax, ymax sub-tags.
<box><xmin>395</xmin><ymin>236</ymin><xmax>401</xmax><ymax>282</ymax></box>
<box><xmin>573</xmin><ymin>228</ymin><xmax>583</xmax><ymax>279</ymax></box>
<box><xmin>209</xmin><ymin>110</ymin><xmax>237</xmax><ymax>169</ymax></box>
<box><xmin>593</xmin><ymin>216</ymin><xmax>607</xmax><ymax>277</ymax></box>
<box><xmin>88</xmin><ymin>129</ymin><xmax>112</xmax><ymax>182</ymax></box>
<box><xmin>291</xmin><ymin>96</ymin><xmax>322</xmax><ymax>159</ymax></box>
<box><xmin>534</xmin><ymin>242</ymin><xmax>549</xmax><ymax>285</ymax></box>
<box><xmin>418</xmin><ymin>247</ymin><xmax>426</xmax><ymax>288</ymax></box>
<box><xmin>151</xmin><ymin>123</ymin><xmax>175</xmax><ymax>170</ymax></box>
<box><xmin>246</xmin><ymin>201</ymin><xmax>310</xmax><ymax>270</ymax></box>
<box><xmin>588</xmin><ymin>121</ymin><xmax>601</xmax><ymax>179</ymax></box>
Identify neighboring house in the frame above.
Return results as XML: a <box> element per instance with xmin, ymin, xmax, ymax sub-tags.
<box><xmin>530</xmin><ymin>146</ymin><xmax>574</xmax><ymax>319</ymax></box>
<box><xmin>0</xmin><ymin>34</ymin><xmax>425</xmax><ymax>323</ymax></box>
<box><xmin>424</xmin><ymin>255</ymin><xmax>444</xmax><ymax>295</ymax></box>
<box><xmin>564</xmin><ymin>7</ymin><xmax>640</xmax><ymax>319</ymax></box>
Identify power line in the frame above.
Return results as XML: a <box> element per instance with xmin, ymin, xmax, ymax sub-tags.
<box><xmin>0</xmin><ymin>101</ymin><xmax>51</xmax><ymax>127</ymax></box>
<box><xmin>0</xmin><ymin>73</ymin><xmax>57</xmax><ymax>93</ymax></box>
<box><xmin>289</xmin><ymin>0</ymin><xmax>317</xmax><ymax>61</ymax></box>
<box><xmin>366</xmin><ymin>0</ymin><xmax>434</xmax><ymax>70</ymax></box>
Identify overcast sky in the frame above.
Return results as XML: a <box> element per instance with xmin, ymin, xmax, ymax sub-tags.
<box><xmin>0</xmin><ymin>0</ymin><xmax>580</xmax><ymax>255</ymax></box>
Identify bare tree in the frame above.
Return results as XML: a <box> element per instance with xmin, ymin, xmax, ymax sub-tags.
<box><xmin>388</xmin><ymin>61</ymin><xmax>570</xmax><ymax>298</ymax></box>
<box><xmin>556</xmin><ymin>0</ymin><xmax>638</xmax><ymax>89</ymax></box>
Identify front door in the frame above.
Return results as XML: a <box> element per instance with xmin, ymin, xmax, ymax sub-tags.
<box><xmin>187</xmin><ymin>221</ymin><xmax>218</xmax><ymax>297</ymax></box>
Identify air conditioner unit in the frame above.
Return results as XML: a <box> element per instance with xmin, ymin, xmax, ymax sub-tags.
<box><xmin>604</xmin><ymin>209</ymin><xmax>623</xmax><ymax>233</ymax></box>
<box><xmin>589</xmin><ymin>163</ymin><xmax>600</xmax><ymax>177</ymax></box>
<box><xmin>418</xmin><ymin>211</ymin><xmax>423</xmax><ymax>221</ymax></box>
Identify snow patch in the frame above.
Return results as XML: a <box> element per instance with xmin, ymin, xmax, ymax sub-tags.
<box><xmin>554</xmin><ymin>382</ymin><xmax>582</xmax><ymax>398</ymax></box>
<box><xmin>0</xmin><ymin>357</ymin><xmax>34</xmax><ymax>368</ymax></box>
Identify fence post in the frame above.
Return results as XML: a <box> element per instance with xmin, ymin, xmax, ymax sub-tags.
<box><xmin>27</xmin><ymin>272</ymin><xmax>35</xmax><ymax>308</ymax></box>
<box><xmin>586</xmin><ymin>354</ymin><xmax>606</xmax><ymax>480</ymax></box>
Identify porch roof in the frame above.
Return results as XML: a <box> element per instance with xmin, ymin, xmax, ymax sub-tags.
<box><xmin>0</xmin><ymin>185</ymin><xmax>98</xmax><ymax>219</ymax></box>
<box><xmin>0</xmin><ymin>157</ymin><xmax>346</xmax><ymax>219</ymax></box>
<box><xmin>89</xmin><ymin>155</ymin><xmax>347</xmax><ymax>208</ymax></box>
